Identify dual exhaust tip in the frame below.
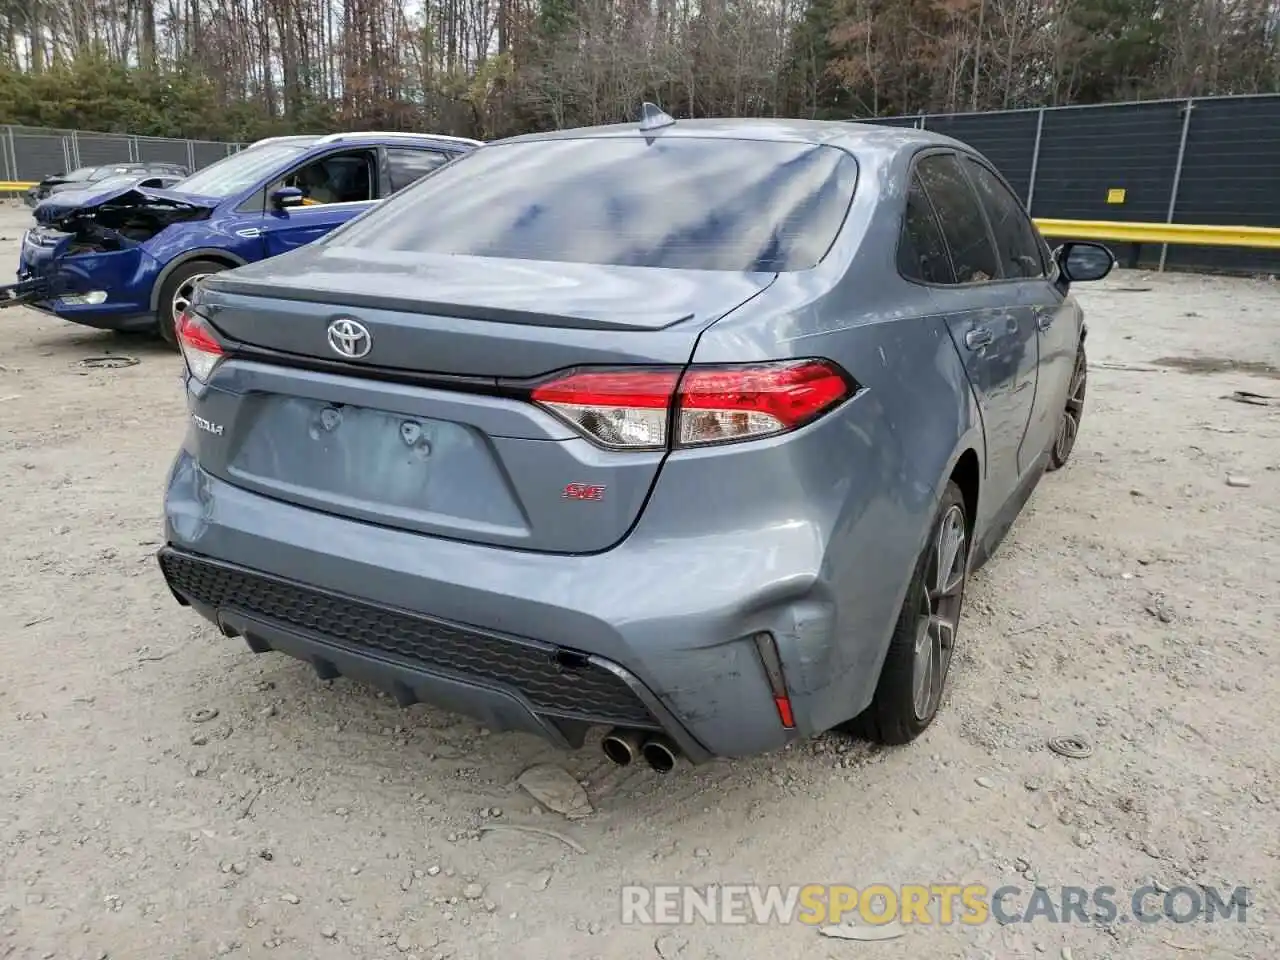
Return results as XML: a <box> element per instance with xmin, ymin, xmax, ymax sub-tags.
<box><xmin>601</xmin><ymin>728</ymin><xmax>680</xmax><ymax>773</ymax></box>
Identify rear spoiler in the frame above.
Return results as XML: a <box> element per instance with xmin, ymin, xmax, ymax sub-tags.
<box><xmin>0</xmin><ymin>276</ymin><xmax>50</xmax><ymax>309</ymax></box>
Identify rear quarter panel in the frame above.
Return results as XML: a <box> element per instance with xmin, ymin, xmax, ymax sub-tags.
<box><xmin>687</xmin><ymin>139</ymin><xmax>984</xmax><ymax>729</ymax></box>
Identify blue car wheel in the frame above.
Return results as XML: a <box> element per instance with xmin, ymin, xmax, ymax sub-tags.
<box><xmin>156</xmin><ymin>259</ymin><xmax>226</xmax><ymax>347</ymax></box>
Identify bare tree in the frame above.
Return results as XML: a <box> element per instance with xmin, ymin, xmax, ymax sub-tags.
<box><xmin>0</xmin><ymin>0</ymin><xmax>1276</xmax><ymax>138</ymax></box>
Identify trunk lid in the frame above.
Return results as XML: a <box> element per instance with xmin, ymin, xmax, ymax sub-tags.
<box><xmin>191</xmin><ymin>246</ymin><xmax>776</xmax><ymax>553</ymax></box>
<box><xmin>200</xmin><ymin>243</ymin><xmax>775</xmax><ymax>375</ymax></box>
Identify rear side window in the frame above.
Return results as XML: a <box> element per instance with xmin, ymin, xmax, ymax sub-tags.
<box><xmin>964</xmin><ymin>159</ymin><xmax>1045</xmax><ymax>278</ymax></box>
<box><xmin>915</xmin><ymin>154</ymin><xmax>1000</xmax><ymax>283</ymax></box>
<box><xmin>334</xmin><ymin>138</ymin><xmax>859</xmax><ymax>272</ymax></box>
<box><xmin>387</xmin><ymin>148</ymin><xmax>451</xmax><ymax>193</ymax></box>
<box><xmin>898</xmin><ymin>174</ymin><xmax>956</xmax><ymax>284</ymax></box>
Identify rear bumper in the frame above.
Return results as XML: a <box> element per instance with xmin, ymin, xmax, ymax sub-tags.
<box><xmin>161</xmin><ymin>448</ymin><xmax>865</xmax><ymax>761</ymax></box>
<box><xmin>158</xmin><ymin>546</ymin><xmax>703</xmax><ymax>757</ymax></box>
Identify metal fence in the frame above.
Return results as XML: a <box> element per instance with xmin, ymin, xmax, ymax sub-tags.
<box><xmin>860</xmin><ymin>93</ymin><xmax>1280</xmax><ymax>274</ymax></box>
<box><xmin>5</xmin><ymin>96</ymin><xmax>1278</xmax><ymax>272</ymax></box>
<box><xmin>0</xmin><ymin>125</ymin><xmax>245</xmax><ymax>184</ymax></box>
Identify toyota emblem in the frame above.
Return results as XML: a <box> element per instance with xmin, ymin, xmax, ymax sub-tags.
<box><xmin>327</xmin><ymin>317</ymin><xmax>372</xmax><ymax>359</ymax></box>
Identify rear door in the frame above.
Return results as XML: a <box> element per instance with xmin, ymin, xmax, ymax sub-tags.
<box><xmin>959</xmin><ymin>157</ymin><xmax>1077</xmax><ymax>469</ymax></box>
<box><xmin>909</xmin><ymin>153</ymin><xmax>1039</xmax><ymax>519</ymax></box>
<box><xmin>261</xmin><ymin>148</ymin><xmax>379</xmax><ymax>257</ymax></box>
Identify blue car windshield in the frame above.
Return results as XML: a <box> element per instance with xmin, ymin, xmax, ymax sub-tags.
<box><xmin>172</xmin><ymin>143</ymin><xmax>311</xmax><ymax>198</ymax></box>
<box><xmin>332</xmin><ymin>137</ymin><xmax>859</xmax><ymax>273</ymax></box>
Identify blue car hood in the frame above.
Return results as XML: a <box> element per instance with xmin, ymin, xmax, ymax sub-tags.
<box><xmin>33</xmin><ymin>185</ymin><xmax>219</xmax><ymax>227</ymax></box>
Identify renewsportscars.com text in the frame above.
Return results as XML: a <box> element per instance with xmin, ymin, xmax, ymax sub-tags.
<box><xmin>620</xmin><ymin>883</ymin><xmax>1251</xmax><ymax>926</ymax></box>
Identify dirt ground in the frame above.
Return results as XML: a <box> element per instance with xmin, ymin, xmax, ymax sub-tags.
<box><xmin>1</xmin><ymin>200</ymin><xmax>1277</xmax><ymax>960</ymax></box>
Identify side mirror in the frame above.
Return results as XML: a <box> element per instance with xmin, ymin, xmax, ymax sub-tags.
<box><xmin>1054</xmin><ymin>241</ymin><xmax>1115</xmax><ymax>283</ymax></box>
<box><xmin>271</xmin><ymin>186</ymin><xmax>305</xmax><ymax>210</ymax></box>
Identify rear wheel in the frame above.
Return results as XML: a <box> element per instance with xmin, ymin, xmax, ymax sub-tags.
<box><xmin>1047</xmin><ymin>343</ymin><xmax>1087</xmax><ymax>471</ymax></box>
<box><xmin>156</xmin><ymin>259</ymin><xmax>226</xmax><ymax>347</ymax></box>
<box><xmin>848</xmin><ymin>481</ymin><xmax>969</xmax><ymax>745</ymax></box>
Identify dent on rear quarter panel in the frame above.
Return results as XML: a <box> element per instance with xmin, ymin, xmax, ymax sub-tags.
<box><xmin>813</xmin><ymin>314</ymin><xmax>982</xmax><ymax>724</ymax></box>
<box><xmin>683</xmin><ymin>141</ymin><xmax>984</xmax><ymax>727</ymax></box>
<box><xmin>644</xmin><ymin>302</ymin><xmax>978</xmax><ymax>736</ymax></box>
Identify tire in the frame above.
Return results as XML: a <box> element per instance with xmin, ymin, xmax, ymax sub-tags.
<box><xmin>847</xmin><ymin>481</ymin><xmax>969</xmax><ymax>745</ymax></box>
<box><xmin>1047</xmin><ymin>343</ymin><xmax>1087</xmax><ymax>471</ymax></box>
<box><xmin>155</xmin><ymin>259</ymin><xmax>227</xmax><ymax>348</ymax></box>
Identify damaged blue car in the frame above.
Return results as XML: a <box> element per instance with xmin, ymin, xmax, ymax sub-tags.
<box><xmin>3</xmin><ymin>131</ymin><xmax>480</xmax><ymax>343</ymax></box>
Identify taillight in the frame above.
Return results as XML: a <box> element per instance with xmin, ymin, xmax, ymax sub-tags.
<box><xmin>677</xmin><ymin>361</ymin><xmax>851</xmax><ymax>446</ymax></box>
<box><xmin>530</xmin><ymin>369</ymin><xmax>679</xmax><ymax>450</ymax></box>
<box><xmin>530</xmin><ymin>360</ymin><xmax>852</xmax><ymax>450</ymax></box>
<box><xmin>176</xmin><ymin>310</ymin><xmax>224</xmax><ymax>383</ymax></box>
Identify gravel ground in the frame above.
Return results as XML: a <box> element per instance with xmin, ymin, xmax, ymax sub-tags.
<box><xmin>1</xmin><ymin>202</ymin><xmax>1277</xmax><ymax>960</ymax></box>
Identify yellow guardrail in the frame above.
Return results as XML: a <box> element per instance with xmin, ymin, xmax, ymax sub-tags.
<box><xmin>0</xmin><ymin>181</ymin><xmax>36</xmax><ymax>192</ymax></box>
<box><xmin>1034</xmin><ymin>218</ymin><xmax>1280</xmax><ymax>250</ymax></box>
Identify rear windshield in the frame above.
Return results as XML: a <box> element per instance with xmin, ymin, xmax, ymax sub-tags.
<box><xmin>332</xmin><ymin>137</ymin><xmax>858</xmax><ymax>272</ymax></box>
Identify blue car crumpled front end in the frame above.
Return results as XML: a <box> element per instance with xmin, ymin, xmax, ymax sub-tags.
<box><xmin>13</xmin><ymin>185</ymin><xmax>215</xmax><ymax>330</ymax></box>
<box><xmin>18</xmin><ymin>227</ymin><xmax>161</xmax><ymax>329</ymax></box>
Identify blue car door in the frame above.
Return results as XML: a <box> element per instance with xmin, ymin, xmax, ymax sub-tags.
<box><xmin>260</xmin><ymin>148</ymin><xmax>380</xmax><ymax>258</ymax></box>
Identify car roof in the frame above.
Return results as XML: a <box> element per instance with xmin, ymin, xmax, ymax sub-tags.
<box><xmin>492</xmin><ymin>117</ymin><xmax>969</xmax><ymax>159</ymax></box>
<box><xmin>249</xmin><ymin>131</ymin><xmax>482</xmax><ymax>151</ymax></box>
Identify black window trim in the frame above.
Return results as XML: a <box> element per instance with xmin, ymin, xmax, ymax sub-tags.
<box><xmin>899</xmin><ymin>146</ymin><xmax>1022</xmax><ymax>290</ymax></box>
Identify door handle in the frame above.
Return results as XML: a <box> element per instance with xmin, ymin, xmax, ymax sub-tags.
<box><xmin>964</xmin><ymin>327</ymin><xmax>994</xmax><ymax>350</ymax></box>
<box><xmin>1035</xmin><ymin>309</ymin><xmax>1055</xmax><ymax>331</ymax></box>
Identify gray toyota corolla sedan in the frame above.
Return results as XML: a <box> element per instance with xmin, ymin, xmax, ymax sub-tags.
<box><xmin>159</xmin><ymin>107</ymin><xmax>1113</xmax><ymax>770</ymax></box>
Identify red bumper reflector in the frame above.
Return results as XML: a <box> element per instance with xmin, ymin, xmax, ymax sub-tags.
<box><xmin>753</xmin><ymin>632</ymin><xmax>796</xmax><ymax>730</ymax></box>
<box><xmin>774</xmin><ymin>695</ymin><xmax>796</xmax><ymax>729</ymax></box>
